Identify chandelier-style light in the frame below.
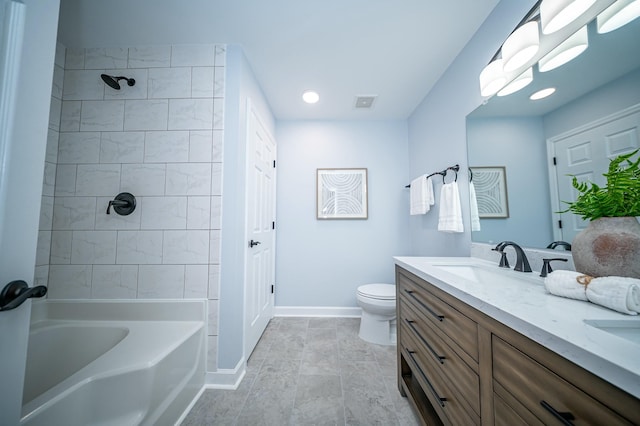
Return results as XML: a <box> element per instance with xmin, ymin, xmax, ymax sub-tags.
<box><xmin>479</xmin><ymin>59</ymin><xmax>507</xmax><ymax>97</ymax></box>
<box><xmin>540</xmin><ymin>0</ymin><xmax>597</xmax><ymax>34</ymax></box>
<box><xmin>597</xmin><ymin>0</ymin><xmax>640</xmax><ymax>33</ymax></box>
<box><xmin>538</xmin><ymin>25</ymin><xmax>588</xmax><ymax>72</ymax></box>
<box><xmin>497</xmin><ymin>68</ymin><xmax>534</xmax><ymax>96</ymax></box>
<box><xmin>502</xmin><ymin>21</ymin><xmax>540</xmax><ymax>72</ymax></box>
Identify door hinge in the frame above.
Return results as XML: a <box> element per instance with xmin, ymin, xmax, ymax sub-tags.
<box><xmin>271</xmin><ymin>284</ymin><xmax>274</xmax><ymax>294</ymax></box>
<box><xmin>558</xmin><ymin>220</ymin><xmax>563</xmax><ymax>229</ymax></box>
<box><xmin>553</xmin><ymin>157</ymin><xmax>557</xmax><ymax>165</ymax></box>
<box><xmin>272</xmin><ymin>221</ymin><xmax>275</xmax><ymax>230</ymax></box>
<box><xmin>273</xmin><ymin>160</ymin><xmax>276</xmax><ymax>168</ymax></box>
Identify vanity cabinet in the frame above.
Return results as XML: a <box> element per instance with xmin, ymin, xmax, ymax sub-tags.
<box><xmin>396</xmin><ymin>266</ymin><xmax>640</xmax><ymax>426</ymax></box>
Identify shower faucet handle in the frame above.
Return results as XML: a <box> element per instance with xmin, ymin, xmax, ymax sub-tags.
<box><xmin>106</xmin><ymin>192</ymin><xmax>136</xmax><ymax>216</ymax></box>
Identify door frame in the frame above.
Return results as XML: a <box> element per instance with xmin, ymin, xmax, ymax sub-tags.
<box><xmin>242</xmin><ymin>97</ymin><xmax>276</xmax><ymax>360</ymax></box>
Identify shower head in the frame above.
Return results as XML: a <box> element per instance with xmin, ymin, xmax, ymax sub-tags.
<box><xmin>100</xmin><ymin>74</ymin><xmax>136</xmax><ymax>90</ymax></box>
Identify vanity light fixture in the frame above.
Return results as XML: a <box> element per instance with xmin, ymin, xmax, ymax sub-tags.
<box><xmin>540</xmin><ymin>0</ymin><xmax>597</xmax><ymax>34</ymax></box>
<box><xmin>597</xmin><ymin>0</ymin><xmax>640</xmax><ymax>33</ymax></box>
<box><xmin>538</xmin><ymin>25</ymin><xmax>589</xmax><ymax>72</ymax></box>
<box><xmin>502</xmin><ymin>21</ymin><xmax>540</xmax><ymax>72</ymax></box>
<box><xmin>497</xmin><ymin>67</ymin><xmax>533</xmax><ymax>96</ymax></box>
<box><xmin>479</xmin><ymin>59</ymin><xmax>507</xmax><ymax>97</ymax></box>
<box><xmin>530</xmin><ymin>87</ymin><xmax>556</xmax><ymax>100</ymax></box>
<box><xmin>302</xmin><ymin>90</ymin><xmax>320</xmax><ymax>104</ymax></box>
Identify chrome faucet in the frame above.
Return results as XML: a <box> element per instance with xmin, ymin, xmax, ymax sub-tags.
<box><xmin>493</xmin><ymin>241</ymin><xmax>532</xmax><ymax>273</ymax></box>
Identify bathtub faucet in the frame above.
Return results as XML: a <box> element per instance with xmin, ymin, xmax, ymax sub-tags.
<box><xmin>0</xmin><ymin>280</ymin><xmax>47</xmax><ymax>311</ymax></box>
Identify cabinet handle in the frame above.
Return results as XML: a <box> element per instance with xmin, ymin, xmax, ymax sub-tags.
<box><xmin>540</xmin><ymin>400</ymin><xmax>575</xmax><ymax>426</ymax></box>
<box><xmin>404</xmin><ymin>289</ymin><xmax>444</xmax><ymax>322</ymax></box>
<box><xmin>405</xmin><ymin>319</ymin><xmax>445</xmax><ymax>364</ymax></box>
<box><xmin>406</xmin><ymin>348</ymin><xmax>447</xmax><ymax>408</ymax></box>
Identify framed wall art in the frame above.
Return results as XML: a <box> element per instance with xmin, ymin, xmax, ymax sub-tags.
<box><xmin>316</xmin><ymin>168</ymin><xmax>368</xmax><ymax>219</ymax></box>
<box><xmin>469</xmin><ymin>166</ymin><xmax>509</xmax><ymax>218</ymax></box>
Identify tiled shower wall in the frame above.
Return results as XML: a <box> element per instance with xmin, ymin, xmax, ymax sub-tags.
<box><xmin>36</xmin><ymin>43</ymin><xmax>226</xmax><ymax>371</ymax></box>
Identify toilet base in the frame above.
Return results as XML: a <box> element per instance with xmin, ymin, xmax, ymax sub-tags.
<box><xmin>358</xmin><ymin>312</ymin><xmax>396</xmax><ymax>346</ymax></box>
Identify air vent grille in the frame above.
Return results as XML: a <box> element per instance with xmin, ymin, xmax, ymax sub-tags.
<box><xmin>354</xmin><ymin>95</ymin><xmax>377</xmax><ymax>109</ymax></box>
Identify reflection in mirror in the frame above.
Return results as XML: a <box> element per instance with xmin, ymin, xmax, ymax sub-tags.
<box><xmin>467</xmin><ymin>14</ymin><xmax>640</xmax><ymax>249</ymax></box>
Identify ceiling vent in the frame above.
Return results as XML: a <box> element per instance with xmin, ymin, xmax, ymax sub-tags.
<box><xmin>354</xmin><ymin>95</ymin><xmax>377</xmax><ymax>109</ymax></box>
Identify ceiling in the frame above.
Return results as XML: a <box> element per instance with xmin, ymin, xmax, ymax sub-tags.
<box><xmin>57</xmin><ymin>0</ymin><xmax>501</xmax><ymax>121</ymax></box>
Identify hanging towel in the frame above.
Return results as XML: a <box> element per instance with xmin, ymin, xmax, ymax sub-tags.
<box><xmin>410</xmin><ymin>175</ymin><xmax>434</xmax><ymax>215</ymax></box>
<box><xmin>544</xmin><ymin>270</ymin><xmax>640</xmax><ymax>315</ymax></box>
<box><xmin>438</xmin><ymin>181</ymin><xmax>464</xmax><ymax>232</ymax></box>
<box><xmin>469</xmin><ymin>181</ymin><xmax>481</xmax><ymax>232</ymax></box>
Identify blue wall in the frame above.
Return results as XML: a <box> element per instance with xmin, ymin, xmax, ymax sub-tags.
<box><xmin>406</xmin><ymin>1</ymin><xmax>535</xmax><ymax>255</ymax></box>
<box><xmin>544</xmin><ymin>68</ymin><xmax>640</xmax><ymax>137</ymax></box>
<box><xmin>275</xmin><ymin>121</ymin><xmax>411</xmax><ymax>307</ymax></box>
<box><xmin>467</xmin><ymin>116</ymin><xmax>552</xmax><ymax>246</ymax></box>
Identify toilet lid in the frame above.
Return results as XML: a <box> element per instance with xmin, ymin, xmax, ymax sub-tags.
<box><xmin>357</xmin><ymin>284</ymin><xmax>396</xmax><ymax>300</ymax></box>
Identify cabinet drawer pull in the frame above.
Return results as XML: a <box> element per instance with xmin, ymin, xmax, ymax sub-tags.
<box><xmin>405</xmin><ymin>319</ymin><xmax>445</xmax><ymax>364</ymax></box>
<box><xmin>404</xmin><ymin>289</ymin><xmax>444</xmax><ymax>322</ymax></box>
<box><xmin>540</xmin><ymin>400</ymin><xmax>575</xmax><ymax>426</ymax></box>
<box><xmin>406</xmin><ymin>348</ymin><xmax>447</xmax><ymax>408</ymax></box>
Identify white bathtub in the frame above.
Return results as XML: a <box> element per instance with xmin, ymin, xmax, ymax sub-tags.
<box><xmin>21</xmin><ymin>300</ymin><xmax>206</xmax><ymax>426</ymax></box>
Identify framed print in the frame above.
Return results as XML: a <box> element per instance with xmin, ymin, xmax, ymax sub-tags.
<box><xmin>316</xmin><ymin>168</ymin><xmax>368</xmax><ymax>219</ymax></box>
<box><xmin>470</xmin><ymin>166</ymin><xmax>509</xmax><ymax>218</ymax></box>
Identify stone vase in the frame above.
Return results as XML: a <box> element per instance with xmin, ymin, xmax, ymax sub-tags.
<box><xmin>572</xmin><ymin>217</ymin><xmax>640</xmax><ymax>278</ymax></box>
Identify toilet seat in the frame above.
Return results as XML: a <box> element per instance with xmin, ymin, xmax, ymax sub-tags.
<box><xmin>357</xmin><ymin>284</ymin><xmax>396</xmax><ymax>300</ymax></box>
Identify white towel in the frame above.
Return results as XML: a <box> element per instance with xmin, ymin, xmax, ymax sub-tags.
<box><xmin>586</xmin><ymin>276</ymin><xmax>640</xmax><ymax>315</ymax></box>
<box><xmin>543</xmin><ymin>270</ymin><xmax>588</xmax><ymax>301</ymax></box>
<box><xmin>410</xmin><ymin>175</ymin><xmax>434</xmax><ymax>215</ymax></box>
<box><xmin>438</xmin><ymin>181</ymin><xmax>464</xmax><ymax>233</ymax></box>
<box><xmin>469</xmin><ymin>181</ymin><xmax>481</xmax><ymax>232</ymax></box>
<box><xmin>544</xmin><ymin>271</ymin><xmax>640</xmax><ymax>315</ymax></box>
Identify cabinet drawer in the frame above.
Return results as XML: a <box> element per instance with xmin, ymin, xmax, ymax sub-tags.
<box><xmin>399</xmin><ymin>299</ymin><xmax>480</xmax><ymax>416</ymax></box>
<box><xmin>398</xmin><ymin>272</ymin><xmax>478</xmax><ymax>361</ymax></box>
<box><xmin>493</xmin><ymin>335</ymin><xmax>634</xmax><ymax>425</ymax></box>
<box><xmin>494</xmin><ymin>390</ymin><xmax>540</xmax><ymax>426</ymax></box>
<box><xmin>401</xmin><ymin>329</ymin><xmax>480</xmax><ymax>426</ymax></box>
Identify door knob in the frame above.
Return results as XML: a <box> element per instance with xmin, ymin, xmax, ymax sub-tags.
<box><xmin>249</xmin><ymin>239</ymin><xmax>261</xmax><ymax>247</ymax></box>
<box><xmin>0</xmin><ymin>280</ymin><xmax>47</xmax><ymax>312</ymax></box>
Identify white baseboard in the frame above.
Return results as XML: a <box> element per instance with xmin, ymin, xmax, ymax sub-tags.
<box><xmin>205</xmin><ymin>358</ymin><xmax>246</xmax><ymax>390</ymax></box>
<box><xmin>274</xmin><ymin>306</ymin><xmax>362</xmax><ymax>317</ymax></box>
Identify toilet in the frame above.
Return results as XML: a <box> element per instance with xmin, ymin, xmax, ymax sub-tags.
<box><xmin>356</xmin><ymin>283</ymin><xmax>397</xmax><ymax>345</ymax></box>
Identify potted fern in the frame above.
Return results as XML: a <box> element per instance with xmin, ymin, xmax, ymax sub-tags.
<box><xmin>562</xmin><ymin>149</ymin><xmax>640</xmax><ymax>278</ymax></box>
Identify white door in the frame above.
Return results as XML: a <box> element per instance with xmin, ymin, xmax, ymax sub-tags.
<box><xmin>0</xmin><ymin>2</ymin><xmax>31</xmax><ymax>425</ymax></box>
<box><xmin>244</xmin><ymin>99</ymin><xmax>276</xmax><ymax>358</ymax></box>
<box><xmin>551</xmin><ymin>108</ymin><xmax>640</xmax><ymax>243</ymax></box>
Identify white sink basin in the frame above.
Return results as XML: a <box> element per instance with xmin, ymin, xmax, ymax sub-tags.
<box><xmin>584</xmin><ymin>319</ymin><xmax>640</xmax><ymax>345</ymax></box>
<box><xmin>430</xmin><ymin>263</ymin><xmax>540</xmax><ymax>285</ymax></box>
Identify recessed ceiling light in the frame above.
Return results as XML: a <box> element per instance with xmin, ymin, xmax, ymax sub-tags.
<box><xmin>302</xmin><ymin>90</ymin><xmax>319</xmax><ymax>104</ymax></box>
<box><xmin>530</xmin><ymin>87</ymin><xmax>556</xmax><ymax>100</ymax></box>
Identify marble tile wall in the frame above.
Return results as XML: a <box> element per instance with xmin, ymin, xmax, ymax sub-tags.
<box><xmin>38</xmin><ymin>43</ymin><xmax>226</xmax><ymax>372</ymax></box>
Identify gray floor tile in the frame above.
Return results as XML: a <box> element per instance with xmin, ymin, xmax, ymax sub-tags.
<box><xmin>182</xmin><ymin>317</ymin><xmax>419</xmax><ymax>426</ymax></box>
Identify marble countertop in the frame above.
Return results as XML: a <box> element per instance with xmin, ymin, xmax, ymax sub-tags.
<box><xmin>394</xmin><ymin>256</ymin><xmax>640</xmax><ymax>398</ymax></box>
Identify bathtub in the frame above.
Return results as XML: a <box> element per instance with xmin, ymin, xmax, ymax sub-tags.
<box><xmin>21</xmin><ymin>300</ymin><xmax>206</xmax><ymax>426</ymax></box>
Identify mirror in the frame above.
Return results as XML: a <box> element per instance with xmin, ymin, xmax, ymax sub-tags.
<box><xmin>466</xmin><ymin>14</ymin><xmax>640</xmax><ymax>249</ymax></box>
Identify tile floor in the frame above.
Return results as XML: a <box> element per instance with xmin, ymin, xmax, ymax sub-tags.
<box><xmin>182</xmin><ymin>317</ymin><xmax>420</xmax><ymax>425</ymax></box>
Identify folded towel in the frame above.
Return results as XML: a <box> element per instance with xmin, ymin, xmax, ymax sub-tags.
<box><xmin>469</xmin><ymin>181</ymin><xmax>481</xmax><ymax>232</ymax></box>
<box><xmin>543</xmin><ymin>270</ymin><xmax>588</xmax><ymax>301</ymax></box>
<box><xmin>586</xmin><ymin>276</ymin><xmax>640</xmax><ymax>316</ymax></box>
<box><xmin>410</xmin><ymin>175</ymin><xmax>434</xmax><ymax>215</ymax></box>
<box><xmin>544</xmin><ymin>271</ymin><xmax>640</xmax><ymax>315</ymax></box>
<box><xmin>438</xmin><ymin>181</ymin><xmax>464</xmax><ymax>233</ymax></box>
